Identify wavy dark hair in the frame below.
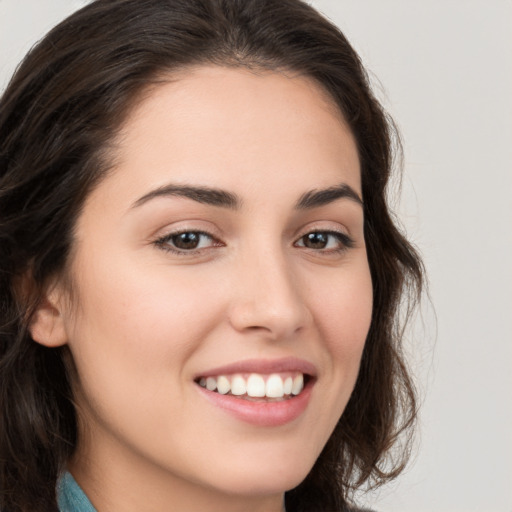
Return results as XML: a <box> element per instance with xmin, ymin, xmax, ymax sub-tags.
<box><xmin>0</xmin><ymin>0</ymin><xmax>424</xmax><ymax>510</ymax></box>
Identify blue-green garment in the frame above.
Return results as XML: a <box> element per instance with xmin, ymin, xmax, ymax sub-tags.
<box><xmin>56</xmin><ymin>471</ymin><xmax>376</xmax><ymax>512</ymax></box>
<box><xmin>57</xmin><ymin>472</ymin><xmax>97</xmax><ymax>512</ymax></box>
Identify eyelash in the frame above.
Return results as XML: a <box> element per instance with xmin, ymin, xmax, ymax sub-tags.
<box><xmin>153</xmin><ymin>229</ymin><xmax>355</xmax><ymax>256</ymax></box>
<box><xmin>153</xmin><ymin>230</ymin><xmax>220</xmax><ymax>255</ymax></box>
<box><xmin>295</xmin><ymin>230</ymin><xmax>355</xmax><ymax>252</ymax></box>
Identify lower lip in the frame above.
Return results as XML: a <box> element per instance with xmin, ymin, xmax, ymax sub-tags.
<box><xmin>196</xmin><ymin>379</ymin><xmax>314</xmax><ymax>427</ymax></box>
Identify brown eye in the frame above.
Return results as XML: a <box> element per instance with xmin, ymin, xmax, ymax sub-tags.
<box><xmin>171</xmin><ymin>232</ymin><xmax>203</xmax><ymax>250</ymax></box>
<box><xmin>295</xmin><ymin>231</ymin><xmax>354</xmax><ymax>252</ymax></box>
<box><xmin>156</xmin><ymin>231</ymin><xmax>218</xmax><ymax>253</ymax></box>
<box><xmin>301</xmin><ymin>232</ymin><xmax>330</xmax><ymax>249</ymax></box>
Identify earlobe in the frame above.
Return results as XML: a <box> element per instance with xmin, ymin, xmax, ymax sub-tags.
<box><xmin>29</xmin><ymin>289</ymin><xmax>68</xmax><ymax>347</ymax></box>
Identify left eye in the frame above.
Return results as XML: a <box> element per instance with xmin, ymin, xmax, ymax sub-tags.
<box><xmin>295</xmin><ymin>231</ymin><xmax>352</xmax><ymax>251</ymax></box>
<box><xmin>158</xmin><ymin>231</ymin><xmax>216</xmax><ymax>251</ymax></box>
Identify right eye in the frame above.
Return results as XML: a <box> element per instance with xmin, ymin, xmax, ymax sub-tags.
<box><xmin>154</xmin><ymin>230</ymin><xmax>220</xmax><ymax>254</ymax></box>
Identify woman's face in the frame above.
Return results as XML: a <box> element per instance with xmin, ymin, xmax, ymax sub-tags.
<box><xmin>54</xmin><ymin>66</ymin><xmax>372</xmax><ymax>508</ymax></box>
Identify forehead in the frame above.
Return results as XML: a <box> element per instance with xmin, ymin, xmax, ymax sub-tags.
<box><xmin>92</xmin><ymin>65</ymin><xmax>361</xmax><ymax>211</ymax></box>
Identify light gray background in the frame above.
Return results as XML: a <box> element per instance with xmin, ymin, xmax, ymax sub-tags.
<box><xmin>1</xmin><ymin>1</ymin><xmax>511</xmax><ymax>511</ymax></box>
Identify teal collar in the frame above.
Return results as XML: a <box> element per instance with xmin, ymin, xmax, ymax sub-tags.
<box><xmin>57</xmin><ymin>471</ymin><xmax>97</xmax><ymax>512</ymax></box>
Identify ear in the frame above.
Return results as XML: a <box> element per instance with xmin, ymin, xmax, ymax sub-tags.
<box><xmin>29</xmin><ymin>285</ymin><xmax>68</xmax><ymax>347</ymax></box>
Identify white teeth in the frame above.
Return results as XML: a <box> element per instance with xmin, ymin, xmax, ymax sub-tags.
<box><xmin>231</xmin><ymin>374</ymin><xmax>247</xmax><ymax>396</ymax></box>
<box><xmin>283</xmin><ymin>376</ymin><xmax>293</xmax><ymax>395</ymax></box>
<box><xmin>206</xmin><ymin>377</ymin><xmax>217</xmax><ymax>391</ymax></box>
<box><xmin>216</xmin><ymin>375</ymin><xmax>230</xmax><ymax>394</ymax></box>
<box><xmin>291</xmin><ymin>374</ymin><xmax>304</xmax><ymax>395</ymax></box>
<box><xmin>266</xmin><ymin>374</ymin><xmax>284</xmax><ymax>398</ymax></box>
<box><xmin>198</xmin><ymin>372</ymin><xmax>307</xmax><ymax>398</ymax></box>
<box><xmin>246</xmin><ymin>374</ymin><xmax>266</xmax><ymax>397</ymax></box>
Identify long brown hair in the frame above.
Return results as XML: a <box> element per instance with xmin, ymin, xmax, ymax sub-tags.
<box><xmin>0</xmin><ymin>1</ymin><xmax>424</xmax><ymax>510</ymax></box>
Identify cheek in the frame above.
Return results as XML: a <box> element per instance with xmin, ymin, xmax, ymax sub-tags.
<box><xmin>62</xmin><ymin>260</ymin><xmax>228</xmax><ymax>446</ymax></box>
<box><xmin>320</xmin><ymin>263</ymin><xmax>373</xmax><ymax>350</ymax></box>
<box><xmin>63</xmin><ymin>256</ymin><xmax>227</xmax><ymax>404</ymax></box>
<box><xmin>311</xmin><ymin>259</ymin><xmax>373</xmax><ymax>392</ymax></box>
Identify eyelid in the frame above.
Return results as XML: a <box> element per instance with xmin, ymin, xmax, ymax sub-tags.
<box><xmin>294</xmin><ymin>229</ymin><xmax>355</xmax><ymax>249</ymax></box>
<box><xmin>153</xmin><ymin>228</ymin><xmax>223</xmax><ymax>255</ymax></box>
<box><xmin>294</xmin><ymin>220</ymin><xmax>353</xmax><ymax>240</ymax></box>
<box><xmin>291</xmin><ymin>218</ymin><xmax>357</xmax><ymax>253</ymax></box>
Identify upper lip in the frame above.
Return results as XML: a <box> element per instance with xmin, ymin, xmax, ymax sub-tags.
<box><xmin>195</xmin><ymin>357</ymin><xmax>317</xmax><ymax>379</ymax></box>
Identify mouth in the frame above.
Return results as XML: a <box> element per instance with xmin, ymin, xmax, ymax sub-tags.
<box><xmin>193</xmin><ymin>358</ymin><xmax>316</xmax><ymax>426</ymax></box>
<box><xmin>194</xmin><ymin>372</ymin><xmax>311</xmax><ymax>402</ymax></box>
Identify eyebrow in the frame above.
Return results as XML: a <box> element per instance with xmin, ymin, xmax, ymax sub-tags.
<box><xmin>131</xmin><ymin>182</ymin><xmax>362</xmax><ymax>210</ymax></box>
<box><xmin>295</xmin><ymin>183</ymin><xmax>363</xmax><ymax>209</ymax></box>
<box><xmin>132</xmin><ymin>184</ymin><xmax>241</xmax><ymax>209</ymax></box>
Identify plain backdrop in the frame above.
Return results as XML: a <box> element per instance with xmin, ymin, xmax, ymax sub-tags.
<box><xmin>1</xmin><ymin>1</ymin><xmax>511</xmax><ymax>511</ymax></box>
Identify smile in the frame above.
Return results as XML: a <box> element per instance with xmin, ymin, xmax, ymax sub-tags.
<box><xmin>196</xmin><ymin>372</ymin><xmax>305</xmax><ymax>401</ymax></box>
<box><xmin>194</xmin><ymin>358</ymin><xmax>316</xmax><ymax>426</ymax></box>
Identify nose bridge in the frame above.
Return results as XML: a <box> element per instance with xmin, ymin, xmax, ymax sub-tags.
<box><xmin>228</xmin><ymin>238</ymin><xmax>310</xmax><ymax>339</ymax></box>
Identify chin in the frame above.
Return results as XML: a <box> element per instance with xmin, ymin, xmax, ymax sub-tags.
<box><xmin>204</xmin><ymin>456</ymin><xmax>314</xmax><ymax>497</ymax></box>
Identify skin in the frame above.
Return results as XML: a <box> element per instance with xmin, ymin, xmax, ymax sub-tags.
<box><xmin>31</xmin><ymin>66</ymin><xmax>373</xmax><ymax>512</ymax></box>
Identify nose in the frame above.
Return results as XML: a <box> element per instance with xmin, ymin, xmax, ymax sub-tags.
<box><xmin>227</xmin><ymin>246</ymin><xmax>312</xmax><ymax>341</ymax></box>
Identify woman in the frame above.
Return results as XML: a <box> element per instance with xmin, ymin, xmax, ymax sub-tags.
<box><xmin>0</xmin><ymin>1</ymin><xmax>423</xmax><ymax>511</ymax></box>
